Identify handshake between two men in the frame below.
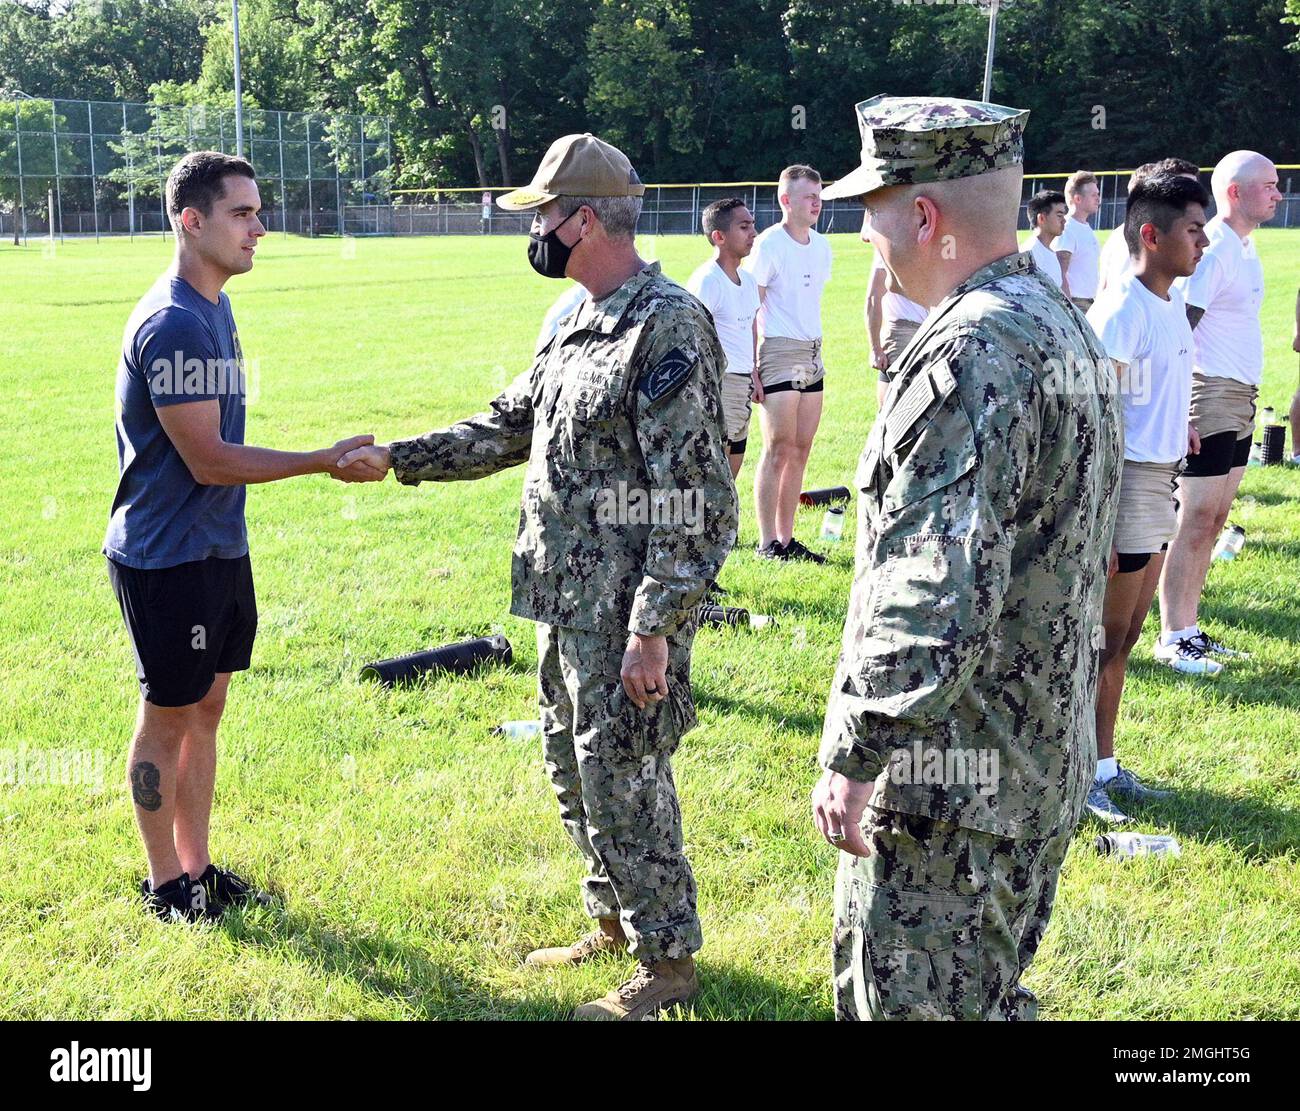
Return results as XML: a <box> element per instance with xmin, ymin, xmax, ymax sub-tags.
<box><xmin>327</xmin><ymin>437</ymin><xmax>390</xmax><ymax>482</ymax></box>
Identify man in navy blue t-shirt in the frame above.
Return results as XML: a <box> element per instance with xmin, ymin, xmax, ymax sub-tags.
<box><xmin>106</xmin><ymin>151</ymin><xmax>386</xmax><ymax>922</ymax></box>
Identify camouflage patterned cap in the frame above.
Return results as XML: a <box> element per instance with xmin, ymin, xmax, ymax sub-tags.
<box><xmin>821</xmin><ymin>95</ymin><xmax>1030</xmax><ymax>200</ymax></box>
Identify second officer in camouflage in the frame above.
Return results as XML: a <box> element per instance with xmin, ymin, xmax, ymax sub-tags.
<box><xmin>339</xmin><ymin>134</ymin><xmax>738</xmax><ymax>1020</ymax></box>
<box><xmin>813</xmin><ymin>96</ymin><xmax>1122</xmax><ymax>1020</ymax></box>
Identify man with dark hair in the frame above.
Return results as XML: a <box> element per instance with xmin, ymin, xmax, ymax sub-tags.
<box><xmin>687</xmin><ymin>198</ymin><xmax>760</xmax><ymax>478</ymax></box>
<box><xmin>106</xmin><ymin>150</ymin><xmax>382</xmax><ymax>922</ymax></box>
<box><xmin>1158</xmin><ymin>151</ymin><xmax>1282</xmax><ymax>668</ymax></box>
<box><xmin>1099</xmin><ymin>158</ymin><xmax>1200</xmax><ymax>294</ymax></box>
<box><xmin>744</xmin><ymin>164</ymin><xmax>833</xmax><ymax>562</ymax></box>
<box><xmin>1085</xmin><ymin>174</ymin><xmax>1210</xmax><ymax>821</ymax></box>
<box><xmin>1053</xmin><ymin>170</ymin><xmax>1102</xmax><ymax>311</ymax></box>
<box><xmin>1024</xmin><ymin>189</ymin><xmax>1068</xmax><ymax>290</ymax></box>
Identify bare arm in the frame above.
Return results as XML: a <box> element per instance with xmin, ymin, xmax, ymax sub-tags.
<box><xmin>866</xmin><ymin>265</ymin><xmax>887</xmax><ymax>366</ymax></box>
<box><xmin>155</xmin><ymin>400</ymin><xmax>376</xmax><ymax>485</ymax></box>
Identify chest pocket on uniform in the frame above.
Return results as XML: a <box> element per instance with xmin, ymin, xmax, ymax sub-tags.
<box><xmin>556</xmin><ymin>373</ymin><xmax>628</xmax><ymax>471</ymax></box>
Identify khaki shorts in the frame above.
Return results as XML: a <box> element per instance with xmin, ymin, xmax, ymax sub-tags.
<box><xmin>720</xmin><ymin>372</ymin><xmax>754</xmax><ymax>446</ymax></box>
<box><xmin>1189</xmin><ymin>372</ymin><xmax>1257</xmax><ymax>440</ymax></box>
<box><xmin>881</xmin><ymin>319</ymin><xmax>921</xmax><ymax>369</ymax></box>
<box><xmin>1112</xmin><ymin>459</ymin><xmax>1181</xmax><ymax>554</ymax></box>
<box><xmin>758</xmin><ymin>335</ymin><xmax>825</xmax><ymax>392</ymax></box>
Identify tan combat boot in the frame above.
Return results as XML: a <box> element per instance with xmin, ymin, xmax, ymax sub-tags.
<box><xmin>524</xmin><ymin>917</ymin><xmax>627</xmax><ymax>967</ymax></box>
<box><xmin>572</xmin><ymin>956</ymin><xmax>698</xmax><ymax>1021</ymax></box>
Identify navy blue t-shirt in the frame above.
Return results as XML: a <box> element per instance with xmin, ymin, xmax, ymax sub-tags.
<box><xmin>103</xmin><ymin>275</ymin><xmax>249</xmax><ymax>569</ymax></box>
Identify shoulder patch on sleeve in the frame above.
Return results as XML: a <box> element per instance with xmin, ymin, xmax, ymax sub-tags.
<box><xmin>638</xmin><ymin>347</ymin><xmax>695</xmax><ymax>402</ymax></box>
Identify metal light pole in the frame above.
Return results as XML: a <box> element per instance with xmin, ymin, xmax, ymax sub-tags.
<box><xmin>232</xmin><ymin>0</ymin><xmax>245</xmax><ymax>158</ymax></box>
<box><xmin>982</xmin><ymin>0</ymin><xmax>1000</xmax><ymax>102</ymax></box>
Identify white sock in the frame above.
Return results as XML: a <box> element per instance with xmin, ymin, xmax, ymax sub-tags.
<box><xmin>1161</xmin><ymin>626</ymin><xmax>1197</xmax><ymax>646</ymax></box>
<box><xmin>1096</xmin><ymin>757</ymin><xmax>1118</xmax><ymax>783</ymax></box>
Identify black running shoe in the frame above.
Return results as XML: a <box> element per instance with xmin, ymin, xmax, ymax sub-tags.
<box><xmin>755</xmin><ymin>540</ymin><xmax>787</xmax><ymax>560</ymax></box>
<box><xmin>782</xmin><ymin>538</ymin><xmax>827</xmax><ymax>565</ymax></box>
<box><xmin>195</xmin><ymin>863</ymin><xmax>271</xmax><ymax>915</ymax></box>
<box><xmin>139</xmin><ymin>872</ymin><xmax>207</xmax><ymax>922</ymax></box>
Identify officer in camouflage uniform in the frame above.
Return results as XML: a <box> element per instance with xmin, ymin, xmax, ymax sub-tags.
<box><xmin>338</xmin><ymin>134</ymin><xmax>738</xmax><ymax>1020</ymax></box>
<box><xmin>812</xmin><ymin>97</ymin><xmax>1122</xmax><ymax>1020</ymax></box>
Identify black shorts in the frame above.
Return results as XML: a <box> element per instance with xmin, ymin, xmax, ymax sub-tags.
<box><xmin>107</xmin><ymin>554</ymin><xmax>258</xmax><ymax>707</ymax></box>
<box><xmin>763</xmin><ymin>377</ymin><xmax>825</xmax><ymax>397</ymax></box>
<box><xmin>1183</xmin><ymin>429</ymin><xmax>1251</xmax><ymax>478</ymax></box>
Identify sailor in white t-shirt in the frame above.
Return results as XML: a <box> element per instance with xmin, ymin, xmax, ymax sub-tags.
<box><xmin>1083</xmin><ymin>171</ymin><xmax>1211</xmax><ymax>822</ymax></box>
<box><xmin>1052</xmin><ymin>171</ymin><xmax>1102</xmax><ymax>310</ymax></box>
<box><xmin>1098</xmin><ymin>160</ymin><xmax>1203</xmax><ymax>297</ymax></box>
<box><xmin>865</xmin><ymin>252</ymin><xmax>926</xmax><ymax>407</ymax></box>
<box><xmin>1023</xmin><ymin>189</ymin><xmax>1068</xmax><ymax>291</ymax></box>
<box><xmin>741</xmin><ymin>165</ymin><xmax>833</xmax><ymax>563</ymax></box>
<box><xmin>1160</xmin><ymin>151</ymin><xmax>1281</xmax><ymax>665</ymax></box>
<box><xmin>686</xmin><ymin>198</ymin><xmax>760</xmax><ymax>479</ymax></box>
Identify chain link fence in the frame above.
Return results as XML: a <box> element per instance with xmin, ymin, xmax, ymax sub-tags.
<box><xmin>0</xmin><ymin>92</ymin><xmax>391</xmax><ymax>242</ymax></box>
<box><xmin>4</xmin><ymin>93</ymin><xmax>1297</xmax><ymax>242</ymax></box>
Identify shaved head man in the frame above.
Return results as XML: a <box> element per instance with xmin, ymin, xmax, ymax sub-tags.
<box><xmin>1158</xmin><ymin>151</ymin><xmax>1281</xmax><ymax>671</ymax></box>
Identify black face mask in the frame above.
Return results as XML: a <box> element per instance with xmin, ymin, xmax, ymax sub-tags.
<box><xmin>528</xmin><ymin>207</ymin><xmax>582</xmax><ymax>279</ymax></box>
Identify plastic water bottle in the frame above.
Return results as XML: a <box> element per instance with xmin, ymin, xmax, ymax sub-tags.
<box><xmin>1260</xmin><ymin>406</ymin><xmax>1276</xmax><ymax>426</ymax></box>
<box><xmin>1212</xmin><ymin>524</ymin><xmax>1246</xmax><ymax>561</ymax></box>
<box><xmin>820</xmin><ymin>505</ymin><xmax>845</xmax><ymax>542</ymax></box>
<box><xmin>1095</xmin><ymin>833</ymin><xmax>1181</xmax><ymax>859</ymax></box>
<box><xmin>1247</xmin><ymin>442</ymin><xmax>1262</xmax><ymax>467</ymax></box>
<box><xmin>495</xmin><ymin>720</ymin><xmax>542</xmax><ymax>740</ymax></box>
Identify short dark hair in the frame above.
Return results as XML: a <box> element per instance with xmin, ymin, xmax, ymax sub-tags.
<box><xmin>701</xmin><ymin>197</ymin><xmax>748</xmax><ymax>239</ymax></box>
<box><xmin>1124</xmin><ymin>174</ymin><xmax>1211</xmax><ymax>257</ymax></box>
<box><xmin>1027</xmin><ymin>189</ymin><xmax>1067</xmax><ymax>224</ymax></box>
<box><xmin>1127</xmin><ymin>158</ymin><xmax>1200</xmax><ymax>194</ymax></box>
<box><xmin>166</xmin><ymin>151</ymin><xmax>256</xmax><ymax>232</ymax></box>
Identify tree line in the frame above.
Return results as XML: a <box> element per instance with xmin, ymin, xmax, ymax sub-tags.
<box><xmin>3</xmin><ymin>0</ymin><xmax>1300</xmax><ymax>189</ymax></box>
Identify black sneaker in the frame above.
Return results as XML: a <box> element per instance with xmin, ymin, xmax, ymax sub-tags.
<box><xmin>139</xmin><ymin>872</ymin><xmax>207</xmax><ymax>922</ymax></box>
<box><xmin>782</xmin><ymin>538</ymin><xmax>827</xmax><ymax>565</ymax></box>
<box><xmin>195</xmin><ymin>863</ymin><xmax>271</xmax><ymax>915</ymax></box>
<box><xmin>755</xmin><ymin>540</ymin><xmax>787</xmax><ymax>560</ymax></box>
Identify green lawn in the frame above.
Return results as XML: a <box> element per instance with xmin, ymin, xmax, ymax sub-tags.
<box><xmin>0</xmin><ymin>229</ymin><xmax>1297</xmax><ymax>1020</ymax></box>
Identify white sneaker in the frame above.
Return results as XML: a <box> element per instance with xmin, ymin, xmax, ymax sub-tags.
<box><xmin>1153</xmin><ymin>636</ymin><xmax>1224</xmax><ymax>676</ymax></box>
<box><xmin>1189</xmin><ymin>630</ymin><xmax>1250</xmax><ymax>659</ymax></box>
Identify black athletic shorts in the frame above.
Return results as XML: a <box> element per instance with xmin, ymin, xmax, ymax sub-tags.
<box><xmin>762</xmin><ymin>377</ymin><xmax>825</xmax><ymax>397</ymax></box>
<box><xmin>107</xmin><ymin>554</ymin><xmax>257</xmax><ymax>707</ymax></box>
<box><xmin>1183</xmin><ymin>429</ymin><xmax>1252</xmax><ymax>478</ymax></box>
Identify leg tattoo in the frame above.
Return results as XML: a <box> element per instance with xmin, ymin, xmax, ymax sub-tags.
<box><xmin>130</xmin><ymin>761</ymin><xmax>162</xmax><ymax>812</ymax></box>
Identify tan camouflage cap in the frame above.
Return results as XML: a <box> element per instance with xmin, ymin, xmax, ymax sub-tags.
<box><xmin>496</xmin><ymin>133</ymin><xmax>645</xmax><ymax>211</ymax></box>
<box><xmin>822</xmin><ymin>95</ymin><xmax>1030</xmax><ymax>200</ymax></box>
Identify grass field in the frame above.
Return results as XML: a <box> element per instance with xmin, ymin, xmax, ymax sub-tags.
<box><xmin>1</xmin><ymin>228</ymin><xmax>1297</xmax><ymax>1020</ymax></box>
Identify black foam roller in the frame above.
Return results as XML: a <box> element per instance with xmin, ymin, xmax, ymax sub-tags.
<box><xmin>360</xmin><ymin>634</ymin><xmax>512</xmax><ymax>687</ymax></box>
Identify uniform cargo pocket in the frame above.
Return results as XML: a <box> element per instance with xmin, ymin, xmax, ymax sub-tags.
<box><xmin>851</xmin><ymin>879</ymin><xmax>983</xmax><ymax>1021</ymax></box>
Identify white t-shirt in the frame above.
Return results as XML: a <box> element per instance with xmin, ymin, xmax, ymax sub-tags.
<box><xmin>1052</xmin><ymin>215</ymin><xmax>1101</xmax><ymax>299</ymax></box>
<box><xmin>1087</xmin><ymin>272</ymin><xmax>1194</xmax><ymax>464</ymax></box>
<box><xmin>869</xmin><ymin>254</ymin><xmax>926</xmax><ymax>325</ymax></box>
<box><xmin>536</xmin><ymin>282</ymin><xmax>588</xmax><ymax>350</ymax></box>
<box><xmin>687</xmin><ymin>260</ymin><xmax>760</xmax><ymax>375</ymax></box>
<box><xmin>1172</xmin><ymin>215</ymin><xmax>1265</xmax><ymax>385</ymax></box>
<box><xmin>1022</xmin><ymin>235</ymin><xmax>1063</xmax><ymax>287</ymax></box>
<box><xmin>1098</xmin><ymin>225</ymin><xmax>1131</xmax><ymax>293</ymax></box>
<box><xmin>743</xmin><ymin>223</ymin><xmax>832</xmax><ymax>341</ymax></box>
